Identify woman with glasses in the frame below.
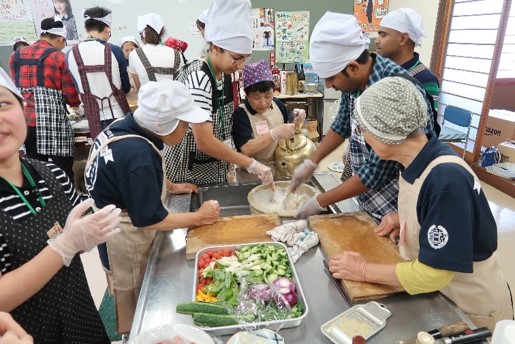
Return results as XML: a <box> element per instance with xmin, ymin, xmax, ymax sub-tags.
<box><xmin>9</xmin><ymin>17</ymin><xmax>80</xmax><ymax>181</ymax></box>
<box><xmin>165</xmin><ymin>0</ymin><xmax>273</xmax><ymax>187</ymax></box>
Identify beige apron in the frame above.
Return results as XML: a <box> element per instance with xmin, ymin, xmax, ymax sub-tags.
<box><xmin>237</xmin><ymin>102</ymin><xmax>285</xmax><ymax>181</ymax></box>
<box><xmin>398</xmin><ymin>155</ymin><xmax>513</xmax><ymax>331</ymax></box>
<box><xmin>85</xmin><ymin>133</ymin><xmax>166</xmax><ymax>334</ymax></box>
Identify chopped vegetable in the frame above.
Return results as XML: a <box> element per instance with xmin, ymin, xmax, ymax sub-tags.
<box><xmin>272</xmin><ymin>277</ymin><xmax>298</xmax><ymax>307</ymax></box>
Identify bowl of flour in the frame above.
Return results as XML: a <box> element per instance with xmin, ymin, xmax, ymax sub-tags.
<box><xmin>247</xmin><ymin>181</ymin><xmax>318</xmax><ymax>217</ymax></box>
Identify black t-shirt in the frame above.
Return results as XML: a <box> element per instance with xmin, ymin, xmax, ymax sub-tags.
<box><xmin>402</xmin><ymin>134</ymin><xmax>498</xmax><ymax>273</ymax></box>
<box><xmin>232</xmin><ymin>97</ymin><xmax>289</xmax><ymax>151</ymax></box>
<box><xmin>85</xmin><ymin>114</ymin><xmax>168</xmax><ymax>227</ymax></box>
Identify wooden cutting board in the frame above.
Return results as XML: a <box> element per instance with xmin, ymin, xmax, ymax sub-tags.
<box><xmin>309</xmin><ymin>212</ymin><xmax>406</xmax><ymax>302</ymax></box>
<box><xmin>185</xmin><ymin>214</ymin><xmax>280</xmax><ymax>260</ymax></box>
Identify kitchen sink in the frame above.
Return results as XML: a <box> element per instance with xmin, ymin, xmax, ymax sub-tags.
<box><xmin>189</xmin><ymin>172</ymin><xmax>357</xmax><ymax>217</ymax></box>
<box><xmin>190</xmin><ymin>182</ymin><xmax>260</xmax><ymax>217</ymax></box>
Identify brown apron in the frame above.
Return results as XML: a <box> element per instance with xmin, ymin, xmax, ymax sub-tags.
<box><xmin>398</xmin><ymin>155</ymin><xmax>513</xmax><ymax>331</ymax></box>
<box><xmin>85</xmin><ymin>133</ymin><xmax>166</xmax><ymax>334</ymax></box>
<box><xmin>71</xmin><ymin>43</ymin><xmax>130</xmax><ymax>139</ymax></box>
<box><xmin>135</xmin><ymin>47</ymin><xmax>180</xmax><ymax>81</ymax></box>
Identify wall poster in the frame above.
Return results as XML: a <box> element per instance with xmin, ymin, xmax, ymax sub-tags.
<box><xmin>354</xmin><ymin>0</ymin><xmax>389</xmax><ymax>37</ymax></box>
<box><xmin>275</xmin><ymin>11</ymin><xmax>309</xmax><ymax>63</ymax></box>
<box><xmin>251</xmin><ymin>8</ymin><xmax>275</xmax><ymax>51</ymax></box>
<box><xmin>0</xmin><ymin>0</ymin><xmax>79</xmax><ymax>46</ymax></box>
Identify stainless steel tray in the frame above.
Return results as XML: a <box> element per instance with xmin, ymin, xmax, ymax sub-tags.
<box><xmin>192</xmin><ymin>242</ymin><xmax>309</xmax><ymax>336</ymax></box>
<box><xmin>321</xmin><ymin>301</ymin><xmax>391</xmax><ymax>344</ymax></box>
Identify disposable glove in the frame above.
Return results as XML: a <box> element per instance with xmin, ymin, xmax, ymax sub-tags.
<box><xmin>270</xmin><ymin>123</ymin><xmax>295</xmax><ymax>140</ymax></box>
<box><xmin>247</xmin><ymin>159</ymin><xmax>274</xmax><ymax>186</ymax></box>
<box><xmin>48</xmin><ymin>199</ymin><xmax>121</xmax><ymax>266</ymax></box>
<box><xmin>295</xmin><ymin>195</ymin><xmax>326</xmax><ymax>219</ymax></box>
<box><xmin>292</xmin><ymin>108</ymin><xmax>306</xmax><ymax>125</ymax></box>
<box><xmin>289</xmin><ymin>159</ymin><xmax>317</xmax><ymax>193</ymax></box>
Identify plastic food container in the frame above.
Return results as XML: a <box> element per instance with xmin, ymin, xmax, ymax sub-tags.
<box><xmin>321</xmin><ymin>301</ymin><xmax>391</xmax><ymax>344</ymax></box>
<box><xmin>193</xmin><ymin>242</ymin><xmax>309</xmax><ymax>336</ymax></box>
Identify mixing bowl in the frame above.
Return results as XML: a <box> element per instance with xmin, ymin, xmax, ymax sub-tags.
<box><xmin>247</xmin><ymin>181</ymin><xmax>318</xmax><ymax>217</ymax></box>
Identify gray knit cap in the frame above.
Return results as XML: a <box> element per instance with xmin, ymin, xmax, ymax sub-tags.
<box><xmin>355</xmin><ymin>77</ymin><xmax>428</xmax><ymax>144</ymax></box>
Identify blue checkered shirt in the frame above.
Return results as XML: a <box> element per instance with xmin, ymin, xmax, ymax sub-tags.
<box><xmin>330</xmin><ymin>54</ymin><xmax>435</xmax><ymax>220</ymax></box>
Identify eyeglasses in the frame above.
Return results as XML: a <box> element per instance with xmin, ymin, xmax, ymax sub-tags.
<box><xmin>225</xmin><ymin>51</ymin><xmax>252</xmax><ymax>64</ymax></box>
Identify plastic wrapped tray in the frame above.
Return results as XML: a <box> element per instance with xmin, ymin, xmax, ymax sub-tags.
<box><xmin>192</xmin><ymin>242</ymin><xmax>309</xmax><ymax>336</ymax></box>
<box><xmin>321</xmin><ymin>301</ymin><xmax>391</xmax><ymax>343</ymax></box>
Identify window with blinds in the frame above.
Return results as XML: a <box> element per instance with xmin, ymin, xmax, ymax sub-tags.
<box><xmin>439</xmin><ymin>0</ymin><xmax>504</xmax><ymax>153</ymax></box>
<box><xmin>498</xmin><ymin>3</ymin><xmax>515</xmax><ymax>78</ymax></box>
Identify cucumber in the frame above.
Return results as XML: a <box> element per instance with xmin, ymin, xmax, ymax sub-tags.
<box><xmin>175</xmin><ymin>301</ymin><xmax>229</xmax><ymax>315</ymax></box>
<box><xmin>193</xmin><ymin>312</ymin><xmax>255</xmax><ymax>327</ymax></box>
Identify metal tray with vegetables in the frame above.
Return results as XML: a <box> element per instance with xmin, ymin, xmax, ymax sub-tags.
<box><xmin>176</xmin><ymin>242</ymin><xmax>309</xmax><ymax>336</ymax></box>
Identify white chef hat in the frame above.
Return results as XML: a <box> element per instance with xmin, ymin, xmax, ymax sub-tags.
<box><xmin>309</xmin><ymin>12</ymin><xmax>370</xmax><ymax>79</ymax></box>
<box><xmin>120</xmin><ymin>36</ymin><xmax>139</xmax><ymax>47</ymax></box>
<box><xmin>380</xmin><ymin>8</ymin><xmax>425</xmax><ymax>46</ymax></box>
<box><xmin>134</xmin><ymin>80</ymin><xmax>210</xmax><ymax>136</ymax></box>
<box><xmin>204</xmin><ymin>0</ymin><xmax>253</xmax><ymax>55</ymax></box>
<box><xmin>197</xmin><ymin>9</ymin><xmax>209</xmax><ymax>23</ymax></box>
<box><xmin>137</xmin><ymin>13</ymin><xmax>165</xmax><ymax>35</ymax></box>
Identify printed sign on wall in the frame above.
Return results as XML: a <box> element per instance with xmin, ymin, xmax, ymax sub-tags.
<box><xmin>275</xmin><ymin>11</ymin><xmax>309</xmax><ymax>63</ymax></box>
<box><xmin>251</xmin><ymin>8</ymin><xmax>275</xmax><ymax>51</ymax></box>
<box><xmin>354</xmin><ymin>0</ymin><xmax>389</xmax><ymax>37</ymax></box>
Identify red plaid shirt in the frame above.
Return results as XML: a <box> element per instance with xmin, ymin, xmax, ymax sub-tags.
<box><xmin>9</xmin><ymin>40</ymin><xmax>80</xmax><ymax>127</ymax></box>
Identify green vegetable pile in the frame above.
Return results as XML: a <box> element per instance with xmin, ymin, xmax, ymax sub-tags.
<box><xmin>201</xmin><ymin>244</ymin><xmax>293</xmax><ymax>305</ymax></box>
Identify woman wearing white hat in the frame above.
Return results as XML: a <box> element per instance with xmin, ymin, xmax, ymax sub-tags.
<box><xmin>9</xmin><ymin>17</ymin><xmax>80</xmax><ymax>181</ymax></box>
<box><xmin>0</xmin><ymin>67</ymin><xmax>120</xmax><ymax>343</ymax></box>
<box><xmin>166</xmin><ymin>0</ymin><xmax>273</xmax><ymax>187</ymax></box>
<box><xmin>129</xmin><ymin>13</ymin><xmax>183</xmax><ymax>91</ymax></box>
<box><xmin>85</xmin><ymin>79</ymin><xmax>220</xmax><ymax>333</ymax></box>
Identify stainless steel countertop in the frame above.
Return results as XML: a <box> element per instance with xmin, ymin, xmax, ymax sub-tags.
<box><xmin>130</xmin><ymin>191</ymin><xmax>481</xmax><ymax>343</ymax></box>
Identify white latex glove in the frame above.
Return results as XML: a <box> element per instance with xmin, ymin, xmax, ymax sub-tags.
<box><xmin>270</xmin><ymin>123</ymin><xmax>295</xmax><ymax>140</ymax></box>
<box><xmin>247</xmin><ymin>159</ymin><xmax>273</xmax><ymax>186</ymax></box>
<box><xmin>48</xmin><ymin>199</ymin><xmax>121</xmax><ymax>267</ymax></box>
<box><xmin>289</xmin><ymin>159</ymin><xmax>317</xmax><ymax>193</ymax></box>
<box><xmin>292</xmin><ymin>108</ymin><xmax>306</xmax><ymax>125</ymax></box>
<box><xmin>295</xmin><ymin>195</ymin><xmax>326</xmax><ymax>219</ymax></box>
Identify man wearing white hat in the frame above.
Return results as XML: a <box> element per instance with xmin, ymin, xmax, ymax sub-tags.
<box><xmin>10</xmin><ymin>17</ymin><xmax>80</xmax><ymax>181</ymax></box>
<box><xmin>291</xmin><ymin>11</ymin><xmax>436</xmax><ymax>222</ymax></box>
<box><xmin>166</xmin><ymin>0</ymin><xmax>274</xmax><ymax>187</ymax></box>
<box><xmin>67</xmin><ymin>6</ymin><xmax>130</xmax><ymax>140</ymax></box>
<box><xmin>129</xmin><ymin>13</ymin><xmax>183</xmax><ymax>91</ymax></box>
<box><xmin>376</xmin><ymin>8</ymin><xmax>440</xmax><ymax>110</ymax></box>
<box><xmin>85</xmin><ymin>79</ymin><xmax>220</xmax><ymax>333</ymax></box>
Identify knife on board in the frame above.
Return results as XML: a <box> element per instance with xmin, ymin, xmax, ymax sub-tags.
<box><xmin>398</xmin><ymin>321</ymin><xmax>470</xmax><ymax>344</ymax></box>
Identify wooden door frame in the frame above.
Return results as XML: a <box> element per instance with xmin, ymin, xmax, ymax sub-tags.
<box><xmin>430</xmin><ymin>0</ymin><xmax>515</xmax><ymax>197</ymax></box>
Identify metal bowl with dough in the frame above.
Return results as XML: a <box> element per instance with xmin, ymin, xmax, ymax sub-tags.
<box><xmin>247</xmin><ymin>181</ymin><xmax>318</xmax><ymax>217</ymax></box>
